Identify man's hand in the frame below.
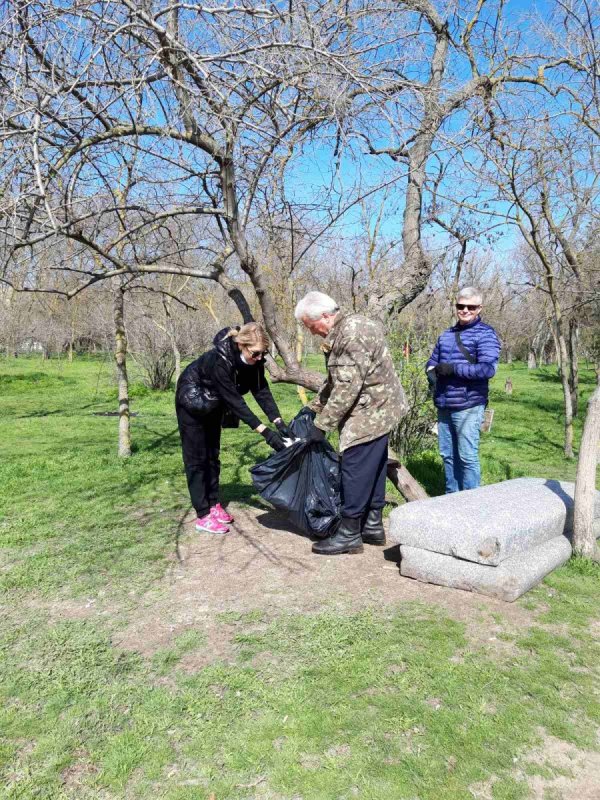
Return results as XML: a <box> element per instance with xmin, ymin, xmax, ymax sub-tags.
<box><xmin>435</xmin><ymin>362</ymin><xmax>455</xmax><ymax>376</ymax></box>
<box><xmin>274</xmin><ymin>419</ymin><xmax>293</xmax><ymax>439</ymax></box>
<box><xmin>298</xmin><ymin>406</ymin><xmax>317</xmax><ymax>421</ymax></box>
<box><xmin>305</xmin><ymin>423</ymin><xmax>326</xmax><ymax>444</ymax></box>
<box><xmin>260</xmin><ymin>428</ymin><xmax>285</xmax><ymax>452</ymax></box>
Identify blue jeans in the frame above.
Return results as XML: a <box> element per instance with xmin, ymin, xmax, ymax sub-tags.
<box><xmin>437</xmin><ymin>405</ymin><xmax>485</xmax><ymax>493</ymax></box>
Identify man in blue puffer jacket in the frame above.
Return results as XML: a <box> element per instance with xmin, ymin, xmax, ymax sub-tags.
<box><xmin>426</xmin><ymin>286</ymin><xmax>501</xmax><ymax>493</ymax></box>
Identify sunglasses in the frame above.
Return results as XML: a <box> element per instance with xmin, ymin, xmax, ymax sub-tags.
<box><xmin>249</xmin><ymin>349</ymin><xmax>268</xmax><ymax>359</ymax></box>
<box><xmin>455</xmin><ymin>303</ymin><xmax>481</xmax><ymax>311</ymax></box>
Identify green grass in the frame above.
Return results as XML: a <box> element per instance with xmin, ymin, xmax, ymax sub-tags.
<box><xmin>480</xmin><ymin>361</ymin><xmax>600</xmax><ymax>485</ymax></box>
<box><xmin>0</xmin><ymin>355</ymin><xmax>599</xmax><ymax>799</ymax></box>
<box><xmin>406</xmin><ymin>360</ymin><xmax>600</xmax><ymax>496</ymax></box>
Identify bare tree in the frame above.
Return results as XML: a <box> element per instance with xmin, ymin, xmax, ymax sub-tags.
<box><xmin>573</xmin><ymin>384</ymin><xmax>600</xmax><ymax>558</ymax></box>
<box><xmin>2</xmin><ymin>0</ymin><xmax>595</xmax><ymax>492</ymax></box>
<box><xmin>113</xmin><ymin>280</ymin><xmax>131</xmax><ymax>457</ymax></box>
<box><xmin>470</xmin><ymin>102</ymin><xmax>599</xmax><ymax>456</ymax></box>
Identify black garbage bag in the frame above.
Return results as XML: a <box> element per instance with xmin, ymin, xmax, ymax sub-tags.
<box><xmin>250</xmin><ymin>408</ymin><xmax>340</xmax><ymax>538</ymax></box>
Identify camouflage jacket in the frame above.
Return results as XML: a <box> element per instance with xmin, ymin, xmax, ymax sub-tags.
<box><xmin>310</xmin><ymin>311</ymin><xmax>408</xmax><ymax>452</ymax></box>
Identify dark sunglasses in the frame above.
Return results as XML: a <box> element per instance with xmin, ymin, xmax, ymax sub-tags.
<box><xmin>455</xmin><ymin>303</ymin><xmax>480</xmax><ymax>311</ymax></box>
<box><xmin>249</xmin><ymin>349</ymin><xmax>268</xmax><ymax>359</ymax></box>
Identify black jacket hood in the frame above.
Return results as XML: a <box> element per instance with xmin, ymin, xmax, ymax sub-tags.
<box><xmin>213</xmin><ymin>326</ymin><xmax>236</xmax><ymax>347</ymax></box>
<box><xmin>212</xmin><ymin>327</ymin><xmax>241</xmax><ymax>367</ymax></box>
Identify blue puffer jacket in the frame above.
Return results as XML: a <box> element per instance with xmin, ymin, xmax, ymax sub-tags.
<box><xmin>426</xmin><ymin>318</ymin><xmax>501</xmax><ymax>410</ymax></box>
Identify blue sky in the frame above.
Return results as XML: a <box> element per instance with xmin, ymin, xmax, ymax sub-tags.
<box><xmin>277</xmin><ymin>0</ymin><xmax>579</xmax><ymax>265</ymax></box>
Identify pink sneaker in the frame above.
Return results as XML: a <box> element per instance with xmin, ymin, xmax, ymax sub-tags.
<box><xmin>210</xmin><ymin>503</ymin><xmax>234</xmax><ymax>524</ymax></box>
<box><xmin>195</xmin><ymin>513</ymin><xmax>228</xmax><ymax>534</ymax></box>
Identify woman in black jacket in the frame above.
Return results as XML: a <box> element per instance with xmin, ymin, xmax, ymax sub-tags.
<box><xmin>175</xmin><ymin>323</ymin><xmax>290</xmax><ymax>533</ymax></box>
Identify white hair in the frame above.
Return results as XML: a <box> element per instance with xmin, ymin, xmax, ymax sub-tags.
<box><xmin>457</xmin><ymin>286</ymin><xmax>483</xmax><ymax>304</ymax></box>
<box><xmin>294</xmin><ymin>291</ymin><xmax>339</xmax><ymax>321</ymax></box>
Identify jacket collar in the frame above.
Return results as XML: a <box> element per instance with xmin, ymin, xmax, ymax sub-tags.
<box><xmin>322</xmin><ymin>310</ymin><xmax>348</xmax><ymax>352</ymax></box>
<box><xmin>452</xmin><ymin>316</ymin><xmax>481</xmax><ymax>332</ymax></box>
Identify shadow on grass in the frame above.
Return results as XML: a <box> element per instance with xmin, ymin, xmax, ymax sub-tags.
<box><xmin>508</xmin><ymin>395</ymin><xmax>566</xmax><ymax>415</ymax></box>
<box><xmin>220</xmin><ymin>437</ymin><xmax>270</xmax><ymax>510</ymax></box>
<box><xmin>0</xmin><ymin>372</ymin><xmax>76</xmax><ymax>388</ymax></box>
<box><xmin>16</xmin><ymin>408</ymin><xmax>65</xmax><ymax>418</ymax></box>
<box><xmin>406</xmin><ymin>450</ymin><xmax>446</xmax><ymax>497</ymax></box>
<box><xmin>530</xmin><ymin>369</ymin><xmax>562</xmax><ymax>384</ymax></box>
<box><xmin>141</xmin><ymin>425</ymin><xmax>181</xmax><ymax>455</ymax></box>
<box><xmin>171</xmin><ymin>505</ymin><xmax>192</xmax><ymax>566</ymax></box>
<box><xmin>529</xmin><ymin>366</ymin><xmax>598</xmax><ymax>386</ymax></box>
<box><xmin>490</xmin><ymin>429</ymin><xmax>564</xmax><ymax>453</ymax></box>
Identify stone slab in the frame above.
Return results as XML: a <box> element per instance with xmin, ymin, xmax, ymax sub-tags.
<box><xmin>389</xmin><ymin>478</ymin><xmax>600</xmax><ymax>566</ymax></box>
<box><xmin>399</xmin><ymin>536</ymin><xmax>573</xmax><ymax>602</ymax></box>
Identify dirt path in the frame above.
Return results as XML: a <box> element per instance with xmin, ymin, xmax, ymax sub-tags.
<box><xmin>118</xmin><ymin>502</ymin><xmax>532</xmax><ymax>659</ymax></box>
<box><xmin>25</xmin><ymin>502</ymin><xmax>599</xmax><ymax>799</ymax></box>
<box><xmin>112</xmin><ymin>504</ymin><xmax>599</xmax><ymax>799</ymax></box>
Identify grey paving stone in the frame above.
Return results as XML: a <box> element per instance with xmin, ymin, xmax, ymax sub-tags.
<box><xmin>399</xmin><ymin>536</ymin><xmax>573</xmax><ymax>602</ymax></box>
<box><xmin>389</xmin><ymin>478</ymin><xmax>600</xmax><ymax>566</ymax></box>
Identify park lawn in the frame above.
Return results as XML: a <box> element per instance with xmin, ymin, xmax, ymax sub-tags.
<box><xmin>0</xmin><ymin>355</ymin><xmax>599</xmax><ymax>800</ymax></box>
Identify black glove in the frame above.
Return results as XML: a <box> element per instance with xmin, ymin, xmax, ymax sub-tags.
<box><xmin>435</xmin><ymin>362</ymin><xmax>455</xmax><ymax>376</ymax></box>
<box><xmin>305</xmin><ymin>423</ymin><xmax>326</xmax><ymax>444</ymax></box>
<box><xmin>260</xmin><ymin>428</ymin><xmax>285</xmax><ymax>452</ymax></box>
<box><xmin>274</xmin><ymin>419</ymin><xmax>292</xmax><ymax>439</ymax></box>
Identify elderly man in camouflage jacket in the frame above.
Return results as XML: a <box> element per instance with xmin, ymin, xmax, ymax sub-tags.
<box><xmin>295</xmin><ymin>291</ymin><xmax>407</xmax><ymax>555</ymax></box>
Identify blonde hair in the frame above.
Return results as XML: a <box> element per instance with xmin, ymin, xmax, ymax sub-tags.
<box><xmin>225</xmin><ymin>322</ymin><xmax>269</xmax><ymax>351</ymax></box>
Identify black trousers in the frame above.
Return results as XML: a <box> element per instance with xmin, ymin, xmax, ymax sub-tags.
<box><xmin>177</xmin><ymin>406</ymin><xmax>223</xmax><ymax>518</ymax></box>
<box><xmin>341</xmin><ymin>434</ymin><xmax>389</xmax><ymax>518</ymax></box>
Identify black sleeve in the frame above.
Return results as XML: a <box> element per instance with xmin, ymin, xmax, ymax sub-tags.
<box><xmin>253</xmin><ymin>382</ymin><xmax>281</xmax><ymax>423</ymax></box>
<box><xmin>213</xmin><ymin>358</ymin><xmax>262</xmax><ymax>430</ymax></box>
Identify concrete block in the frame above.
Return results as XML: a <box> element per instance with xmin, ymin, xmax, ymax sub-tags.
<box><xmin>389</xmin><ymin>478</ymin><xmax>600</xmax><ymax>566</ymax></box>
<box><xmin>400</xmin><ymin>536</ymin><xmax>573</xmax><ymax>602</ymax></box>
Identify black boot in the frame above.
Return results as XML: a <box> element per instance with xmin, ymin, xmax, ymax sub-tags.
<box><xmin>361</xmin><ymin>508</ymin><xmax>386</xmax><ymax>546</ymax></box>
<box><xmin>312</xmin><ymin>516</ymin><xmax>364</xmax><ymax>555</ymax></box>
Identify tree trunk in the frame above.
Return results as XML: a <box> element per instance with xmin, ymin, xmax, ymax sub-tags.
<box><xmin>568</xmin><ymin>318</ymin><xmax>579</xmax><ymax>418</ymax></box>
<box><xmin>528</xmin><ymin>349</ymin><xmax>537</xmax><ymax>369</ymax></box>
<box><xmin>557</xmin><ymin>329</ymin><xmax>575</xmax><ymax>458</ymax></box>
<box><xmin>532</xmin><ymin>321</ymin><xmax>549</xmax><ymax>368</ymax></box>
<box><xmin>548</xmin><ymin>320</ymin><xmax>561</xmax><ymax>377</ymax></box>
<box><xmin>68</xmin><ymin>298</ymin><xmax>77</xmax><ymax>363</ymax></box>
<box><xmin>546</xmin><ymin>294</ymin><xmax>574</xmax><ymax>458</ymax></box>
<box><xmin>113</xmin><ymin>285</ymin><xmax>131</xmax><ymax>458</ymax></box>
<box><xmin>572</xmin><ymin>385</ymin><xmax>600</xmax><ymax>558</ymax></box>
<box><xmin>295</xmin><ymin>323</ymin><xmax>309</xmax><ymax>406</ymax></box>
<box><xmin>173</xmin><ymin>339</ymin><xmax>181</xmax><ymax>386</ymax></box>
<box><xmin>163</xmin><ymin>296</ymin><xmax>181</xmax><ymax>386</ymax></box>
<box><xmin>387</xmin><ymin>450</ymin><xmax>429</xmax><ymax>502</ymax></box>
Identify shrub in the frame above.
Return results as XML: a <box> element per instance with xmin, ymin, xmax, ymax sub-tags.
<box><xmin>389</xmin><ymin>339</ymin><xmax>437</xmax><ymax>460</ymax></box>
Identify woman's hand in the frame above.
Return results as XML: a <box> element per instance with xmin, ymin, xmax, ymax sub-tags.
<box><xmin>260</xmin><ymin>427</ymin><xmax>285</xmax><ymax>452</ymax></box>
<box><xmin>274</xmin><ymin>419</ymin><xmax>292</xmax><ymax>439</ymax></box>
